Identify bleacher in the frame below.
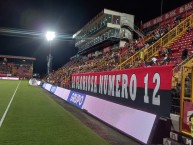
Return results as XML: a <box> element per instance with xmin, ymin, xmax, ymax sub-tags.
<box><xmin>44</xmin><ymin>2</ymin><xmax>193</xmax><ymax>144</ymax></box>
<box><xmin>156</xmin><ymin>28</ymin><xmax>193</xmax><ymax>66</ymax></box>
<box><xmin>0</xmin><ymin>55</ymin><xmax>35</xmax><ymax>79</ymax></box>
<box><xmin>47</xmin><ymin>15</ymin><xmax>193</xmax><ymax>87</ymax></box>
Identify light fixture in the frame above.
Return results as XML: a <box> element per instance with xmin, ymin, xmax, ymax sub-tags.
<box><xmin>46</xmin><ymin>31</ymin><xmax>55</xmax><ymax>41</ymax></box>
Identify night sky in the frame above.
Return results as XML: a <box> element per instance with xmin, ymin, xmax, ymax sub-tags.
<box><xmin>0</xmin><ymin>0</ymin><xmax>191</xmax><ymax>75</ymax></box>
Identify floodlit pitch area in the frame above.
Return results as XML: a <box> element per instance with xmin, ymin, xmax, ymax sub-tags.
<box><xmin>0</xmin><ymin>80</ymin><xmax>109</xmax><ymax>145</ymax></box>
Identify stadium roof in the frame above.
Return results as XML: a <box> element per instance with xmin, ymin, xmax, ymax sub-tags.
<box><xmin>0</xmin><ymin>55</ymin><xmax>36</xmax><ymax>60</ymax></box>
<box><xmin>73</xmin><ymin>8</ymin><xmax>134</xmax><ymax>38</ymax></box>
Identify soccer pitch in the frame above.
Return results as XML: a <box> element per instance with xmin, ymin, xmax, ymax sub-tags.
<box><xmin>0</xmin><ymin>80</ymin><xmax>109</xmax><ymax>145</ymax></box>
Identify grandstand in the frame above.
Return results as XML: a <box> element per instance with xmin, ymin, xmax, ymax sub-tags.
<box><xmin>0</xmin><ymin>55</ymin><xmax>35</xmax><ymax>79</ymax></box>
<box><xmin>38</xmin><ymin>1</ymin><xmax>193</xmax><ymax>144</ymax></box>
<box><xmin>2</xmin><ymin>1</ymin><xmax>193</xmax><ymax>145</ymax></box>
<box><xmin>73</xmin><ymin>9</ymin><xmax>134</xmax><ymax>54</ymax></box>
<box><xmin>46</xmin><ymin>9</ymin><xmax>137</xmax><ymax>87</ymax></box>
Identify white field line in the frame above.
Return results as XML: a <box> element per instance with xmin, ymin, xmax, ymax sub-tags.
<box><xmin>0</xmin><ymin>81</ymin><xmax>21</xmax><ymax>128</ymax></box>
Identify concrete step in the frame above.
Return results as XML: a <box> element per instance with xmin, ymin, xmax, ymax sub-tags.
<box><xmin>163</xmin><ymin>138</ymin><xmax>184</xmax><ymax>145</ymax></box>
<box><xmin>170</xmin><ymin>131</ymin><xmax>193</xmax><ymax>145</ymax></box>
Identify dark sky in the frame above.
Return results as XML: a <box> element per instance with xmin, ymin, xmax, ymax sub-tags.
<box><xmin>0</xmin><ymin>0</ymin><xmax>192</xmax><ymax>75</ymax></box>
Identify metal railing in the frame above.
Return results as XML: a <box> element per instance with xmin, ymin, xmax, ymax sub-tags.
<box><xmin>116</xmin><ymin>14</ymin><xmax>193</xmax><ymax>70</ymax></box>
<box><xmin>180</xmin><ymin>65</ymin><xmax>193</xmax><ymax>137</ymax></box>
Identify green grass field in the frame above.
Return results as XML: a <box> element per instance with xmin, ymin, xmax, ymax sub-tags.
<box><xmin>0</xmin><ymin>80</ymin><xmax>109</xmax><ymax>145</ymax></box>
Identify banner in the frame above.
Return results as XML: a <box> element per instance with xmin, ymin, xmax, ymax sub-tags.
<box><xmin>67</xmin><ymin>91</ymin><xmax>86</xmax><ymax>109</ymax></box>
<box><xmin>141</xmin><ymin>1</ymin><xmax>193</xmax><ymax>29</ymax></box>
<box><xmin>42</xmin><ymin>83</ymin><xmax>46</xmax><ymax>88</ymax></box>
<box><xmin>0</xmin><ymin>77</ymin><xmax>19</xmax><ymax>80</ymax></box>
<box><xmin>50</xmin><ymin>85</ymin><xmax>57</xmax><ymax>94</ymax></box>
<box><xmin>71</xmin><ymin>66</ymin><xmax>172</xmax><ymax>117</ymax></box>
<box><xmin>82</xmin><ymin>95</ymin><xmax>156</xmax><ymax>144</ymax></box>
<box><xmin>45</xmin><ymin>83</ymin><xmax>52</xmax><ymax>91</ymax></box>
<box><xmin>0</xmin><ymin>74</ymin><xmax>7</xmax><ymax>77</ymax></box>
<box><xmin>183</xmin><ymin>102</ymin><xmax>193</xmax><ymax>137</ymax></box>
<box><xmin>42</xmin><ymin>83</ymin><xmax>157</xmax><ymax>144</ymax></box>
<box><xmin>54</xmin><ymin>87</ymin><xmax>70</xmax><ymax>100</ymax></box>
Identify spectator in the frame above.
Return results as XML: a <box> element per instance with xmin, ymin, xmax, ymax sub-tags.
<box><xmin>151</xmin><ymin>57</ymin><xmax>157</xmax><ymax>64</ymax></box>
<box><xmin>161</xmin><ymin>54</ymin><xmax>170</xmax><ymax>65</ymax></box>
<box><xmin>181</xmin><ymin>48</ymin><xmax>188</xmax><ymax>60</ymax></box>
<box><xmin>145</xmin><ymin>57</ymin><xmax>157</xmax><ymax>66</ymax></box>
<box><xmin>159</xmin><ymin>45</ymin><xmax>163</xmax><ymax>55</ymax></box>
<box><xmin>140</xmin><ymin>50</ymin><xmax>145</xmax><ymax>61</ymax></box>
<box><xmin>167</xmin><ymin>47</ymin><xmax>172</xmax><ymax>54</ymax></box>
<box><xmin>187</xmin><ymin>26</ymin><xmax>192</xmax><ymax>33</ymax></box>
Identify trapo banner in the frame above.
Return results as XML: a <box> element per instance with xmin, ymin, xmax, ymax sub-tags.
<box><xmin>141</xmin><ymin>1</ymin><xmax>193</xmax><ymax>29</ymax></box>
<box><xmin>183</xmin><ymin>102</ymin><xmax>193</xmax><ymax>137</ymax></box>
<box><xmin>72</xmin><ymin>66</ymin><xmax>172</xmax><ymax>117</ymax></box>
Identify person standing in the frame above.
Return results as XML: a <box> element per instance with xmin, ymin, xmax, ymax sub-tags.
<box><xmin>181</xmin><ymin>48</ymin><xmax>188</xmax><ymax>60</ymax></box>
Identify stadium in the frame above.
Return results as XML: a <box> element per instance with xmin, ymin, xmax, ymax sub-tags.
<box><xmin>0</xmin><ymin>1</ymin><xmax>193</xmax><ymax>145</ymax></box>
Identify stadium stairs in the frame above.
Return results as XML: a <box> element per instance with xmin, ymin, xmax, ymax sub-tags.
<box><xmin>163</xmin><ymin>131</ymin><xmax>193</xmax><ymax>145</ymax></box>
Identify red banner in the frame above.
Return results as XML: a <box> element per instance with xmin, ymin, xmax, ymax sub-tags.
<box><xmin>183</xmin><ymin>102</ymin><xmax>193</xmax><ymax>135</ymax></box>
<box><xmin>141</xmin><ymin>1</ymin><xmax>193</xmax><ymax>29</ymax></box>
<box><xmin>71</xmin><ymin>66</ymin><xmax>172</xmax><ymax>117</ymax></box>
<box><xmin>0</xmin><ymin>74</ymin><xmax>7</xmax><ymax>77</ymax></box>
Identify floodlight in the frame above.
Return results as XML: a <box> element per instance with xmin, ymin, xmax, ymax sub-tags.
<box><xmin>46</xmin><ymin>31</ymin><xmax>55</xmax><ymax>41</ymax></box>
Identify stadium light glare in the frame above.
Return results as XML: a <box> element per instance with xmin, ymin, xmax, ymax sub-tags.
<box><xmin>46</xmin><ymin>31</ymin><xmax>55</xmax><ymax>75</ymax></box>
<box><xmin>46</xmin><ymin>31</ymin><xmax>55</xmax><ymax>41</ymax></box>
